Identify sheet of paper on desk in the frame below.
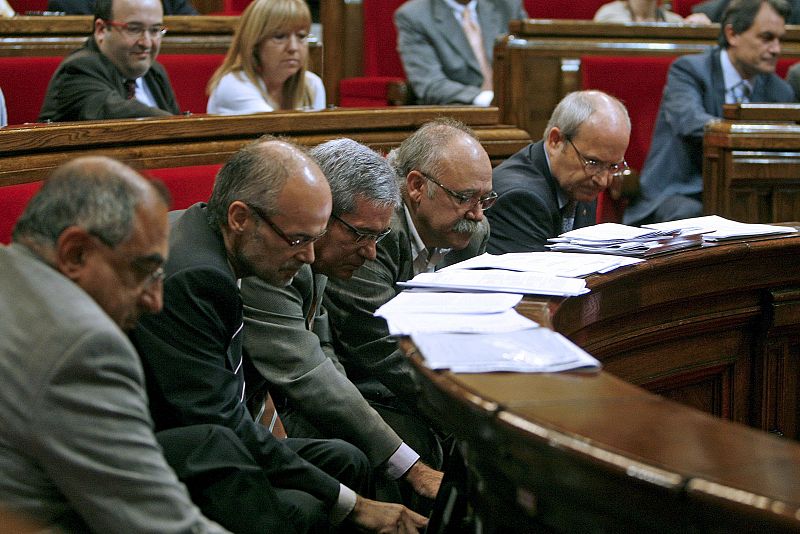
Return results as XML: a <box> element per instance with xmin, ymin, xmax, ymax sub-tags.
<box><xmin>385</xmin><ymin>309</ymin><xmax>538</xmax><ymax>335</ymax></box>
<box><xmin>643</xmin><ymin>215</ymin><xmax>797</xmax><ymax>241</ymax></box>
<box><xmin>398</xmin><ymin>269</ymin><xmax>589</xmax><ymax>296</ymax></box>
<box><xmin>375</xmin><ymin>291</ymin><xmax>523</xmax><ymax>316</ymax></box>
<box><xmin>554</xmin><ymin>222</ymin><xmax>682</xmax><ymax>243</ymax></box>
<box><xmin>412</xmin><ymin>328</ymin><xmax>601</xmax><ymax>373</ymax></box>
<box><xmin>438</xmin><ymin>251</ymin><xmax>643</xmax><ymax>277</ymax></box>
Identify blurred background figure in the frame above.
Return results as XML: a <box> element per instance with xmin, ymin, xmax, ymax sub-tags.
<box><xmin>595</xmin><ymin>0</ymin><xmax>712</xmax><ymax>22</ymax></box>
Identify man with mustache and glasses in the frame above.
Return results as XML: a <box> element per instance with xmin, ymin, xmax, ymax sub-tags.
<box><xmin>131</xmin><ymin>136</ymin><xmax>428</xmax><ymax>534</ymax></box>
<box><xmin>241</xmin><ymin>139</ymin><xmax>443</xmax><ymax>511</ymax></box>
<box><xmin>487</xmin><ymin>90</ymin><xmax>631</xmax><ymax>253</ymax></box>
<box><xmin>39</xmin><ymin>0</ymin><xmax>180</xmax><ymax>122</ymax></box>
<box><xmin>323</xmin><ymin>119</ymin><xmax>493</xmax><ymax>476</ymax></box>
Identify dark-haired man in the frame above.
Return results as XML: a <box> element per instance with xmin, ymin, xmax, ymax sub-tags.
<box><xmin>39</xmin><ymin>0</ymin><xmax>180</xmax><ymax>122</ymax></box>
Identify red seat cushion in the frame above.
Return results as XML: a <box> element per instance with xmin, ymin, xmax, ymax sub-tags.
<box><xmin>0</xmin><ymin>182</ymin><xmax>43</xmax><ymax>244</ymax></box>
<box><xmin>145</xmin><ymin>164</ymin><xmax>222</xmax><ymax>209</ymax></box>
<box><xmin>0</xmin><ymin>56</ymin><xmax>63</xmax><ymax>125</ymax></box>
<box><xmin>158</xmin><ymin>54</ymin><xmax>226</xmax><ymax>115</ymax></box>
<box><xmin>524</xmin><ymin>0</ymin><xmax>608</xmax><ymax>19</ymax></box>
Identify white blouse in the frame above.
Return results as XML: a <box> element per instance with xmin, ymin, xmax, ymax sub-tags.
<box><xmin>207</xmin><ymin>70</ymin><xmax>326</xmax><ymax>115</ymax></box>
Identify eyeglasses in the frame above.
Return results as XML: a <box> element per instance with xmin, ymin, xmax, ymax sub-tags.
<box><xmin>332</xmin><ymin>214</ymin><xmax>391</xmax><ymax>244</ymax></box>
<box><xmin>419</xmin><ymin>172</ymin><xmax>498</xmax><ymax>211</ymax></box>
<box><xmin>266</xmin><ymin>30</ymin><xmax>310</xmax><ymax>45</ymax></box>
<box><xmin>567</xmin><ymin>138</ymin><xmax>629</xmax><ymax>178</ymax></box>
<box><xmin>142</xmin><ymin>266</ymin><xmax>165</xmax><ymax>289</ymax></box>
<box><xmin>103</xmin><ymin>20</ymin><xmax>168</xmax><ymax>39</ymax></box>
<box><xmin>247</xmin><ymin>203</ymin><xmax>326</xmax><ymax>247</ymax></box>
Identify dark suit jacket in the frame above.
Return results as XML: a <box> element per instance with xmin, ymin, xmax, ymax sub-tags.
<box><xmin>324</xmin><ymin>204</ymin><xmax>489</xmax><ymax>402</ymax></box>
<box><xmin>131</xmin><ymin>203</ymin><xmax>340</xmax><ymax>507</ymax></box>
<box><xmin>692</xmin><ymin>0</ymin><xmax>800</xmax><ymax>23</ymax></box>
<box><xmin>487</xmin><ymin>140</ymin><xmax>596</xmax><ymax>254</ymax></box>
<box><xmin>394</xmin><ymin>0</ymin><xmax>526</xmax><ymax>104</ymax></box>
<box><xmin>47</xmin><ymin>0</ymin><xmax>197</xmax><ymax>14</ymax></box>
<box><xmin>38</xmin><ymin>37</ymin><xmax>180</xmax><ymax>122</ymax></box>
<box><xmin>623</xmin><ymin>46</ymin><xmax>795</xmax><ymax>224</ymax></box>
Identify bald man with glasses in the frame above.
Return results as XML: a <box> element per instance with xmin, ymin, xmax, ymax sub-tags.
<box><xmin>487</xmin><ymin>90</ymin><xmax>631</xmax><ymax>253</ymax></box>
<box><xmin>39</xmin><ymin>0</ymin><xmax>180</xmax><ymax>122</ymax></box>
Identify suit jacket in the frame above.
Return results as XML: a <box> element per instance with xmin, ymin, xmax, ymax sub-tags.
<box><xmin>487</xmin><ymin>140</ymin><xmax>596</xmax><ymax>253</ymax></box>
<box><xmin>131</xmin><ymin>203</ymin><xmax>341</xmax><ymax>507</ymax></box>
<box><xmin>324</xmin><ymin>204</ymin><xmax>489</xmax><ymax>401</ymax></box>
<box><xmin>39</xmin><ymin>36</ymin><xmax>180</xmax><ymax>122</ymax></box>
<box><xmin>692</xmin><ymin>0</ymin><xmax>800</xmax><ymax>23</ymax></box>
<box><xmin>0</xmin><ymin>244</ymin><xmax>221</xmax><ymax>533</ymax></box>
<box><xmin>48</xmin><ymin>0</ymin><xmax>197</xmax><ymax>14</ymax></box>
<box><xmin>623</xmin><ymin>47</ymin><xmax>795</xmax><ymax>224</ymax></box>
<box><xmin>394</xmin><ymin>0</ymin><xmax>527</xmax><ymax>104</ymax></box>
<box><xmin>240</xmin><ymin>266</ymin><xmax>404</xmax><ymax>467</ymax></box>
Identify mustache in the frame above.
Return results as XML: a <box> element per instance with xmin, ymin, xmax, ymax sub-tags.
<box><xmin>452</xmin><ymin>218</ymin><xmax>480</xmax><ymax>234</ymax></box>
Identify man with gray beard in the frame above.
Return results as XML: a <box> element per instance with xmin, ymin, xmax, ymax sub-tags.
<box><xmin>323</xmin><ymin>118</ymin><xmax>493</xmax><ymax>475</ymax></box>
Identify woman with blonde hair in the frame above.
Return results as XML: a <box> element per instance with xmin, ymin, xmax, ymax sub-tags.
<box><xmin>207</xmin><ymin>0</ymin><xmax>325</xmax><ymax>114</ymax></box>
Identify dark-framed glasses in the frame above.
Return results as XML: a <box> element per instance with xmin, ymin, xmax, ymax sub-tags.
<box><xmin>332</xmin><ymin>214</ymin><xmax>391</xmax><ymax>244</ymax></box>
<box><xmin>420</xmin><ymin>171</ymin><xmax>497</xmax><ymax>210</ymax></box>
<box><xmin>247</xmin><ymin>203</ymin><xmax>326</xmax><ymax>247</ymax></box>
<box><xmin>567</xmin><ymin>138</ymin><xmax>629</xmax><ymax>178</ymax></box>
<box><xmin>103</xmin><ymin>20</ymin><xmax>168</xmax><ymax>39</ymax></box>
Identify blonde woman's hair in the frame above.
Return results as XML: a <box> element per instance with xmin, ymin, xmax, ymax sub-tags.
<box><xmin>207</xmin><ymin>0</ymin><xmax>313</xmax><ymax>110</ymax></box>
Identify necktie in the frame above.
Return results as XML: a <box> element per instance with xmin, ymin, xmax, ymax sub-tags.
<box><xmin>124</xmin><ymin>79</ymin><xmax>136</xmax><ymax>100</ymax></box>
<box><xmin>732</xmin><ymin>80</ymin><xmax>751</xmax><ymax>104</ymax></box>
<box><xmin>561</xmin><ymin>200</ymin><xmax>577</xmax><ymax>234</ymax></box>
<box><xmin>461</xmin><ymin>8</ymin><xmax>493</xmax><ymax>91</ymax></box>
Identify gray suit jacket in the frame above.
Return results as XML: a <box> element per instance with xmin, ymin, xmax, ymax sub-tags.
<box><xmin>240</xmin><ymin>267</ymin><xmax>405</xmax><ymax>468</ymax></box>
<box><xmin>394</xmin><ymin>0</ymin><xmax>527</xmax><ymax>104</ymax></box>
<box><xmin>0</xmin><ymin>244</ymin><xmax>221</xmax><ymax>533</ymax></box>
<box><xmin>39</xmin><ymin>36</ymin><xmax>180</xmax><ymax>122</ymax></box>
<box><xmin>487</xmin><ymin>140</ymin><xmax>597</xmax><ymax>253</ymax></box>
<box><xmin>623</xmin><ymin>47</ymin><xmax>795</xmax><ymax>225</ymax></box>
<box><xmin>324</xmin><ymin>204</ymin><xmax>489</xmax><ymax>402</ymax></box>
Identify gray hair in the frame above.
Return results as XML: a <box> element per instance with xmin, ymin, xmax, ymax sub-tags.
<box><xmin>12</xmin><ymin>156</ymin><xmax>167</xmax><ymax>247</ymax></box>
<box><xmin>388</xmin><ymin>117</ymin><xmax>478</xmax><ymax>194</ymax></box>
<box><xmin>720</xmin><ymin>0</ymin><xmax>791</xmax><ymax>47</ymax></box>
<box><xmin>207</xmin><ymin>135</ymin><xmax>305</xmax><ymax>229</ymax></box>
<box><xmin>543</xmin><ymin>90</ymin><xmax>631</xmax><ymax>140</ymax></box>
<box><xmin>310</xmin><ymin>138</ymin><xmax>400</xmax><ymax>216</ymax></box>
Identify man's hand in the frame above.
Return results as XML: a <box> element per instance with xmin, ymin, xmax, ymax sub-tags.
<box><xmin>403</xmin><ymin>461</ymin><xmax>443</xmax><ymax>500</ymax></box>
<box><xmin>348</xmin><ymin>495</ymin><xmax>428</xmax><ymax>533</ymax></box>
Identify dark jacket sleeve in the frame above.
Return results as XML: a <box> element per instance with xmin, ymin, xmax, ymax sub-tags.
<box><xmin>131</xmin><ymin>266</ymin><xmax>340</xmax><ymax>506</ymax></box>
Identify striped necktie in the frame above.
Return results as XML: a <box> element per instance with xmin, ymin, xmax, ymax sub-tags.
<box><xmin>461</xmin><ymin>8</ymin><xmax>493</xmax><ymax>91</ymax></box>
<box><xmin>124</xmin><ymin>79</ymin><xmax>136</xmax><ymax>100</ymax></box>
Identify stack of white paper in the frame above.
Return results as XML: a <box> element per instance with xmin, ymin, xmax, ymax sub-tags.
<box><xmin>397</xmin><ymin>269</ymin><xmax>588</xmax><ymax>296</ymax></box>
<box><xmin>411</xmin><ymin>329</ymin><xmax>601</xmax><ymax>373</ymax></box>
<box><xmin>438</xmin><ymin>251</ymin><xmax>643</xmax><ymax>278</ymax></box>
<box><xmin>643</xmin><ymin>215</ymin><xmax>797</xmax><ymax>241</ymax></box>
<box><xmin>546</xmin><ymin>222</ymin><xmax>705</xmax><ymax>257</ymax></box>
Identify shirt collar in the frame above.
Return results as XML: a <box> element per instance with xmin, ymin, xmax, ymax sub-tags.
<box><xmin>403</xmin><ymin>202</ymin><xmax>452</xmax><ymax>275</ymax></box>
<box><xmin>721</xmin><ymin>49</ymin><xmax>751</xmax><ymax>103</ymax></box>
<box><xmin>442</xmin><ymin>0</ymin><xmax>478</xmax><ymax>22</ymax></box>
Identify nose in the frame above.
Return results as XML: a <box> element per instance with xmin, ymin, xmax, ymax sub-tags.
<box><xmin>769</xmin><ymin>38</ymin><xmax>781</xmax><ymax>56</ymax></box>
<box><xmin>286</xmin><ymin>33</ymin><xmax>301</xmax><ymax>50</ymax></box>
<box><xmin>296</xmin><ymin>241</ymin><xmax>315</xmax><ymax>264</ymax></box>
<box><xmin>464</xmin><ymin>202</ymin><xmax>485</xmax><ymax>221</ymax></box>
<box><xmin>358</xmin><ymin>240</ymin><xmax>378</xmax><ymax>261</ymax></box>
<box><xmin>139</xmin><ymin>282</ymin><xmax>163</xmax><ymax>314</ymax></box>
<box><xmin>137</xmin><ymin>30</ymin><xmax>153</xmax><ymax>48</ymax></box>
<box><xmin>591</xmin><ymin>169</ymin><xmax>614</xmax><ymax>190</ymax></box>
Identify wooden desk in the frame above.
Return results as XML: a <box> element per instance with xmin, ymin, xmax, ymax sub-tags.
<box><xmin>705</xmin><ymin>106</ymin><xmax>800</xmax><ymax>223</ymax></box>
<box><xmin>0</xmin><ymin>106</ymin><xmax>530</xmax><ymax>184</ymax></box>
<box><xmin>404</xmin><ymin>236</ymin><xmax>800</xmax><ymax>532</ymax></box>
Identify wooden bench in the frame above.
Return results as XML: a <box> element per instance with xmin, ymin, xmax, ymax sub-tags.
<box><xmin>0</xmin><ymin>106</ymin><xmax>531</xmax><ymax>243</ymax></box>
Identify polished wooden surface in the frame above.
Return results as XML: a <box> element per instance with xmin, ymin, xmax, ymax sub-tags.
<box><xmin>705</xmin><ymin>107</ymin><xmax>800</xmax><ymax>223</ymax></box>
<box><xmin>0</xmin><ymin>107</ymin><xmax>530</xmax><ymax>185</ymax></box>
<box><xmin>404</xmin><ymin>235</ymin><xmax>800</xmax><ymax>532</ymax></box>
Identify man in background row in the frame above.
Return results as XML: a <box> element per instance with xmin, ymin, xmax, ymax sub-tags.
<box><xmin>39</xmin><ymin>0</ymin><xmax>179</xmax><ymax>121</ymax></box>
<box><xmin>487</xmin><ymin>90</ymin><xmax>631</xmax><ymax>253</ymax></box>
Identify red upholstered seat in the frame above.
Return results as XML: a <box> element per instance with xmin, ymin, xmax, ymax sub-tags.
<box><xmin>0</xmin><ymin>56</ymin><xmax>63</xmax><ymax>125</ymax></box>
<box><xmin>7</xmin><ymin>0</ymin><xmax>48</xmax><ymax>13</ymax></box>
<box><xmin>339</xmin><ymin>0</ymin><xmax>407</xmax><ymax>107</ymax></box>
<box><xmin>0</xmin><ymin>182</ymin><xmax>43</xmax><ymax>244</ymax></box>
<box><xmin>524</xmin><ymin>0</ymin><xmax>608</xmax><ymax>19</ymax></box>
<box><xmin>581</xmin><ymin>55</ymin><xmax>676</xmax><ymax>223</ymax></box>
<box><xmin>158</xmin><ymin>54</ymin><xmax>226</xmax><ymax>115</ymax></box>
<box><xmin>671</xmin><ymin>0</ymin><xmax>709</xmax><ymax>17</ymax></box>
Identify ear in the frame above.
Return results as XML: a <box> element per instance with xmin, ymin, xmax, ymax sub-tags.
<box><xmin>54</xmin><ymin>226</ymin><xmax>94</xmax><ymax>282</ymax></box>
<box><xmin>94</xmin><ymin>17</ymin><xmax>106</xmax><ymax>42</ymax></box>
<box><xmin>724</xmin><ymin>24</ymin><xmax>738</xmax><ymax>48</ymax></box>
<box><xmin>546</xmin><ymin>127</ymin><xmax>564</xmax><ymax>151</ymax></box>
<box><xmin>227</xmin><ymin>201</ymin><xmax>251</xmax><ymax>233</ymax></box>
<box><xmin>406</xmin><ymin>170</ymin><xmax>427</xmax><ymax>204</ymax></box>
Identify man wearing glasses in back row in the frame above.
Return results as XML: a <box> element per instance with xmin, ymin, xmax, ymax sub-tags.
<box><xmin>486</xmin><ymin>90</ymin><xmax>631</xmax><ymax>253</ymax></box>
<box><xmin>39</xmin><ymin>0</ymin><xmax>179</xmax><ymax>122</ymax></box>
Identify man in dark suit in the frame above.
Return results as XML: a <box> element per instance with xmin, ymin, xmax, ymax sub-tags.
<box><xmin>48</xmin><ymin>0</ymin><xmax>197</xmax><ymax>15</ymax></box>
<box><xmin>487</xmin><ymin>90</ymin><xmax>631</xmax><ymax>253</ymax></box>
<box><xmin>131</xmin><ymin>137</ymin><xmax>428</xmax><ymax>533</ymax></box>
<box><xmin>324</xmin><ymin>119</ymin><xmax>491</xmax><ymax>470</ymax></box>
<box><xmin>693</xmin><ymin>0</ymin><xmax>800</xmax><ymax>23</ymax></box>
<box><xmin>39</xmin><ymin>0</ymin><xmax>180</xmax><ymax>122</ymax></box>
<box><xmin>395</xmin><ymin>0</ymin><xmax>527</xmax><ymax>105</ymax></box>
<box><xmin>625</xmin><ymin>0</ymin><xmax>796</xmax><ymax>225</ymax></box>
<box><xmin>241</xmin><ymin>139</ymin><xmax>443</xmax><ymax>509</ymax></box>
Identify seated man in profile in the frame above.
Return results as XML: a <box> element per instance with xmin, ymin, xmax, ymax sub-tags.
<box><xmin>625</xmin><ymin>0</ymin><xmax>796</xmax><ymax>225</ymax></box>
<box><xmin>323</xmin><ymin>119</ymin><xmax>492</xmax><ymax>468</ymax></box>
<box><xmin>0</xmin><ymin>156</ymin><xmax>227</xmax><ymax>533</ymax></box>
<box><xmin>241</xmin><ymin>138</ymin><xmax>443</xmax><ymax>507</ymax></box>
<box><xmin>487</xmin><ymin>90</ymin><xmax>631</xmax><ymax>253</ymax></box>
<box><xmin>39</xmin><ymin>0</ymin><xmax>180</xmax><ymax>122</ymax></box>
